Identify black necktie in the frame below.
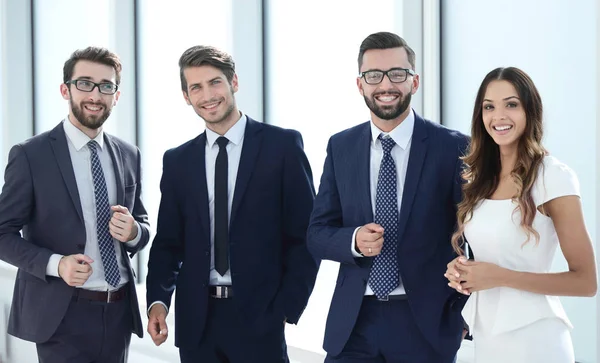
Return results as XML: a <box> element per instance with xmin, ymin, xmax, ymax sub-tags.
<box><xmin>214</xmin><ymin>136</ymin><xmax>229</xmax><ymax>276</ymax></box>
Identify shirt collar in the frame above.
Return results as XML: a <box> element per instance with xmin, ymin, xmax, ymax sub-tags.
<box><xmin>62</xmin><ymin>117</ymin><xmax>105</xmax><ymax>151</ymax></box>
<box><xmin>205</xmin><ymin>112</ymin><xmax>247</xmax><ymax>147</ymax></box>
<box><xmin>370</xmin><ymin>108</ymin><xmax>415</xmax><ymax>150</ymax></box>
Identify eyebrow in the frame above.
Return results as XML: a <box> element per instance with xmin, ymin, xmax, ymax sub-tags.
<box><xmin>189</xmin><ymin>76</ymin><xmax>222</xmax><ymax>88</ymax></box>
<box><xmin>483</xmin><ymin>96</ymin><xmax>520</xmax><ymax>102</ymax></box>
<box><xmin>76</xmin><ymin>76</ymin><xmax>115</xmax><ymax>84</ymax></box>
<box><xmin>363</xmin><ymin>67</ymin><xmax>407</xmax><ymax>73</ymax></box>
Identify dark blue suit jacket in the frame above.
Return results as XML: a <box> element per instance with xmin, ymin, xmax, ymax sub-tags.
<box><xmin>307</xmin><ymin>112</ymin><xmax>469</xmax><ymax>357</ymax></box>
<box><xmin>146</xmin><ymin>117</ymin><xmax>319</xmax><ymax>349</ymax></box>
<box><xmin>0</xmin><ymin>122</ymin><xmax>150</xmax><ymax>343</ymax></box>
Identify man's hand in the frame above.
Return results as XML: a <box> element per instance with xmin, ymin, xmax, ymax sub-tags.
<box><xmin>355</xmin><ymin>223</ymin><xmax>384</xmax><ymax>257</ymax></box>
<box><xmin>148</xmin><ymin>304</ymin><xmax>169</xmax><ymax>346</ymax></box>
<box><xmin>110</xmin><ymin>205</ymin><xmax>137</xmax><ymax>242</ymax></box>
<box><xmin>58</xmin><ymin>254</ymin><xmax>94</xmax><ymax>286</ymax></box>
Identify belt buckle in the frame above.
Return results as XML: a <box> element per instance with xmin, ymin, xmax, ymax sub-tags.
<box><xmin>377</xmin><ymin>295</ymin><xmax>389</xmax><ymax>302</ymax></box>
<box><xmin>107</xmin><ymin>291</ymin><xmax>112</xmax><ymax>303</ymax></box>
<box><xmin>215</xmin><ymin>286</ymin><xmax>229</xmax><ymax>299</ymax></box>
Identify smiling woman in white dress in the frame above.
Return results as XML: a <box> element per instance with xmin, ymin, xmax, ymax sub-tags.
<box><xmin>445</xmin><ymin>67</ymin><xmax>597</xmax><ymax>363</ymax></box>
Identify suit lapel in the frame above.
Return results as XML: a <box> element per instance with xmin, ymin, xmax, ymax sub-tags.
<box><xmin>230</xmin><ymin>118</ymin><xmax>262</xmax><ymax>225</ymax></box>
<box><xmin>189</xmin><ymin>133</ymin><xmax>211</xmax><ymax>238</ymax></box>
<box><xmin>49</xmin><ymin>122</ymin><xmax>84</xmax><ymax>223</ymax></box>
<box><xmin>104</xmin><ymin>134</ymin><xmax>125</xmax><ymax>206</ymax></box>
<box><xmin>356</xmin><ymin>123</ymin><xmax>374</xmax><ymax>222</ymax></box>
<box><xmin>397</xmin><ymin>114</ymin><xmax>429</xmax><ymax>242</ymax></box>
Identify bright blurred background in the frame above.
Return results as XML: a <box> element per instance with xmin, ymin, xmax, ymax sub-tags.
<box><xmin>0</xmin><ymin>0</ymin><xmax>599</xmax><ymax>362</ymax></box>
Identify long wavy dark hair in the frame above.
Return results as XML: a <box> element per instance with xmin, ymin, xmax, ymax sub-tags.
<box><xmin>451</xmin><ymin>67</ymin><xmax>546</xmax><ymax>254</ymax></box>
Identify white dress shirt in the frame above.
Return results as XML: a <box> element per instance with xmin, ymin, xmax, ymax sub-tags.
<box><xmin>148</xmin><ymin>113</ymin><xmax>247</xmax><ymax>314</ymax></box>
<box><xmin>45</xmin><ymin>118</ymin><xmax>140</xmax><ymax>291</ymax></box>
<box><xmin>205</xmin><ymin>113</ymin><xmax>246</xmax><ymax>286</ymax></box>
<box><xmin>351</xmin><ymin>109</ymin><xmax>415</xmax><ymax>296</ymax></box>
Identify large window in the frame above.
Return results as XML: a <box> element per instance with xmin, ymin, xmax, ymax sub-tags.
<box><xmin>136</xmin><ymin>0</ymin><xmax>234</xmax><ymax>279</ymax></box>
<box><xmin>33</xmin><ymin>0</ymin><xmax>114</xmax><ymax>133</ymax></box>
<box><xmin>441</xmin><ymin>0</ymin><xmax>598</xmax><ymax>361</ymax></box>
<box><xmin>266</xmin><ymin>0</ymin><xmax>403</xmax><ymax>354</ymax></box>
<box><xmin>0</xmin><ymin>0</ymin><xmax>4</xmax><ymax>183</ymax></box>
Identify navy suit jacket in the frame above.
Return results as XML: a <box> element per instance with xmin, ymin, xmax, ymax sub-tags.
<box><xmin>0</xmin><ymin>122</ymin><xmax>150</xmax><ymax>343</ymax></box>
<box><xmin>307</xmin><ymin>112</ymin><xmax>469</xmax><ymax>357</ymax></box>
<box><xmin>146</xmin><ymin>117</ymin><xmax>319</xmax><ymax>349</ymax></box>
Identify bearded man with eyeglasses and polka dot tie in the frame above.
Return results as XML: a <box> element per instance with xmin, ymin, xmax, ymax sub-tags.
<box><xmin>307</xmin><ymin>32</ymin><xmax>470</xmax><ymax>363</ymax></box>
<box><xmin>0</xmin><ymin>46</ymin><xmax>150</xmax><ymax>363</ymax></box>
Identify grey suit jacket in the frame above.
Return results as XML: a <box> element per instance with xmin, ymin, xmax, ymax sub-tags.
<box><xmin>0</xmin><ymin>122</ymin><xmax>150</xmax><ymax>343</ymax></box>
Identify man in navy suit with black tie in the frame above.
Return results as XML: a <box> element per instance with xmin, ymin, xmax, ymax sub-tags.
<box><xmin>145</xmin><ymin>45</ymin><xmax>319</xmax><ymax>363</ymax></box>
<box><xmin>0</xmin><ymin>46</ymin><xmax>150</xmax><ymax>363</ymax></box>
<box><xmin>307</xmin><ymin>32</ymin><xmax>469</xmax><ymax>362</ymax></box>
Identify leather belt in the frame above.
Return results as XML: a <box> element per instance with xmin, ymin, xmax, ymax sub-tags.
<box><xmin>210</xmin><ymin>285</ymin><xmax>233</xmax><ymax>299</ymax></box>
<box><xmin>73</xmin><ymin>284</ymin><xmax>128</xmax><ymax>303</ymax></box>
<box><xmin>364</xmin><ymin>294</ymin><xmax>408</xmax><ymax>302</ymax></box>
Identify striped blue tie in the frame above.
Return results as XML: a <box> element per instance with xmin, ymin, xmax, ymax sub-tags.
<box><xmin>88</xmin><ymin>141</ymin><xmax>121</xmax><ymax>288</ymax></box>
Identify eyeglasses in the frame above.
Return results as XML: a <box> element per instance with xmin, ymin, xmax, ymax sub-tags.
<box><xmin>66</xmin><ymin>79</ymin><xmax>119</xmax><ymax>95</ymax></box>
<box><xmin>360</xmin><ymin>68</ymin><xmax>415</xmax><ymax>85</ymax></box>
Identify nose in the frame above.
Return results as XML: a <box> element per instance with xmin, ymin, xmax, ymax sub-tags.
<box><xmin>86</xmin><ymin>86</ymin><xmax>103</xmax><ymax>102</ymax></box>
<box><xmin>492</xmin><ymin>108</ymin><xmax>506</xmax><ymax>121</ymax></box>
<box><xmin>379</xmin><ymin>74</ymin><xmax>395</xmax><ymax>89</ymax></box>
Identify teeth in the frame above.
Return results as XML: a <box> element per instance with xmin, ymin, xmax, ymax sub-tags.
<box><xmin>377</xmin><ymin>96</ymin><xmax>397</xmax><ymax>102</ymax></box>
<box><xmin>204</xmin><ymin>102</ymin><xmax>219</xmax><ymax>109</ymax></box>
<box><xmin>85</xmin><ymin>105</ymin><xmax>101</xmax><ymax>111</ymax></box>
<box><xmin>494</xmin><ymin>125</ymin><xmax>512</xmax><ymax>131</ymax></box>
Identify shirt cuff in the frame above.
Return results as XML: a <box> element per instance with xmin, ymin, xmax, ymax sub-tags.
<box><xmin>46</xmin><ymin>254</ymin><xmax>63</xmax><ymax>277</ymax></box>
<box><xmin>125</xmin><ymin>222</ymin><xmax>141</xmax><ymax>247</ymax></box>
<box><xmin>148</xmin><ymin>301</ymin><xmax>169</xmax><ymax>317</ymax></box>
<box><xmin>351</xmin><ymin>226</ymin><xmax>364</xmax><ymax>258</ymax></box>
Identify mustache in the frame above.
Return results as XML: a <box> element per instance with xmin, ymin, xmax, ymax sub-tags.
<box><xmin>81</xmin><ymin>101</ymin><xmax>106</xmax><ymax>108</ymax></box>
<box><xmin>198</xmin><ymin>98</ymin><xmax>223</xmax><ymax>107</ymax></box>
<box><xmin>372</xmin><ymin>91</ymin><xmax>402</xmax><ymax>97</ymax></box>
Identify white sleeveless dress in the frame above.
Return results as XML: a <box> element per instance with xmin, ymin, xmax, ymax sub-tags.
<box><xmin>461</xmin><ymin>156</ymin><xmax>578</xmax><ymax>363</ymax></box>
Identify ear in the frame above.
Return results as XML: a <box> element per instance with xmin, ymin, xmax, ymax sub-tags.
<box><xmin>182</xmin><ymin>90</ymin><xmax>191</xmax><ymax>105</ymax></box>
<box><xmin>60</xmin><ymin>83</ymin><xmax>70</xmax><ymax>101</ymax></box>
<box><xmin>113</xmin><ymin>90</ymin><xmax>121</xmax><ymax>106</ymax></box>
<box><xmin>411</xmin><ymin>73</ymin><xmax>420</xmax><ymax>95</ymax></box>
<box><xmin>356</xmin><ymin>77</ymin><xmax>364</xmax><ymax>96</ymax></box>
<box><xmin>231</xmin><ymin>74</ymin><xmax>239</xmax><ymax>93</ymax></box>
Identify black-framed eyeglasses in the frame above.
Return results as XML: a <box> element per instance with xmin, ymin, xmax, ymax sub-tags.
<box><xmin>360</xmin><ymin>68</ymin><xmax>415</xmax><ymax>85</ymax></box>
<box><xmin>66</xmin><ymin>79</ymin><xmax>119</xmax><ymax>95</ymax></box>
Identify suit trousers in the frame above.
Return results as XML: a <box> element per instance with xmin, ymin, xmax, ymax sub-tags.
<box><xmin>325</xmin><ymin>298</ymin><xmax>456</xmax><ymax>363</ymax></box>
<box><xmin>179</xmin><ymin>297</ymin><xmax>288</xmax><ymax>363</ymax></box>
<box><xmin>36</xmin><ymin>290</ymin><xmax>132</xmax><ymax>363</ymax></box>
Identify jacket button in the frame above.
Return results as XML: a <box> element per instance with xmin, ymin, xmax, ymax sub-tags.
<box><xmin>76</xmin><ymin>244</ymin><xmax>85</xmax><ymax>251</ymax></box>
<box><xmin>205</xmin><ymin>251</ymin><xmax>209</xmax><ymax>256</ymax></box>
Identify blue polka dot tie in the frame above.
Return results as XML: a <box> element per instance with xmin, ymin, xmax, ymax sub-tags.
<box><xmin>368</xmin><ymin>134</ymin><xmax>400</xmax><ymax>299</ymax></box>
<box><xmin>88</xmin><ymin>141</ymin><xmax>121</xmax><ymax>288</ymax></box>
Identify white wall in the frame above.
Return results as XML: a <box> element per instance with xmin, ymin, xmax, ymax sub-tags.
<box><xmin>442</xmin><ymin>0</ymin><xmax>598</xmax><ymax>362</ymax></box>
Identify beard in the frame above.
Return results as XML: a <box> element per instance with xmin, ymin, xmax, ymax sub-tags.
<box><xmin>364</xmin><ymin>90</ymin><xmax>412</xmax><ymax>120</ymax></box>
<box><xmin>70</xmin><ymin>97</ymin><xmax>112</xmax><ymax>130</ymax></box>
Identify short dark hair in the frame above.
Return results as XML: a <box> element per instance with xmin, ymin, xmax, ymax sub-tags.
<box><xmin>179</xmin><ymin>45</ymin><xmax>236</xmax><ymax>93</ymax></box>
<box><xmin>63</xmin><ymin>46</ymin><xmax>122</xmax><ymax>85</ymax></box>
<box><xmin>358</xmin><ymin>32</ymin><xmax>416</xmax><ymax>72</ymax></box>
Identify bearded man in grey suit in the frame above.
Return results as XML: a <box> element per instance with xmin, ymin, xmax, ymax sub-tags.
<box><xmin>0</xmin><ymin>46</ymin><xmax>150</xmax><ymax>363</ymax></box>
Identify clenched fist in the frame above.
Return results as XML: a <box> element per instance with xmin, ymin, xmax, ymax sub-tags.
<box><xmin>109</xmin><ymin>205</ymin><xmax>137</xmax><ymax>242</ymax></box>
<box><xmin>355</xmin><ymin>223</ymin><xmax>384</xmax><ymax>257</ymax></box>
<box><xmin>58</xmin><ymin>254</ymin><xmax>94</xmax><ymax>286</ymax></box>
